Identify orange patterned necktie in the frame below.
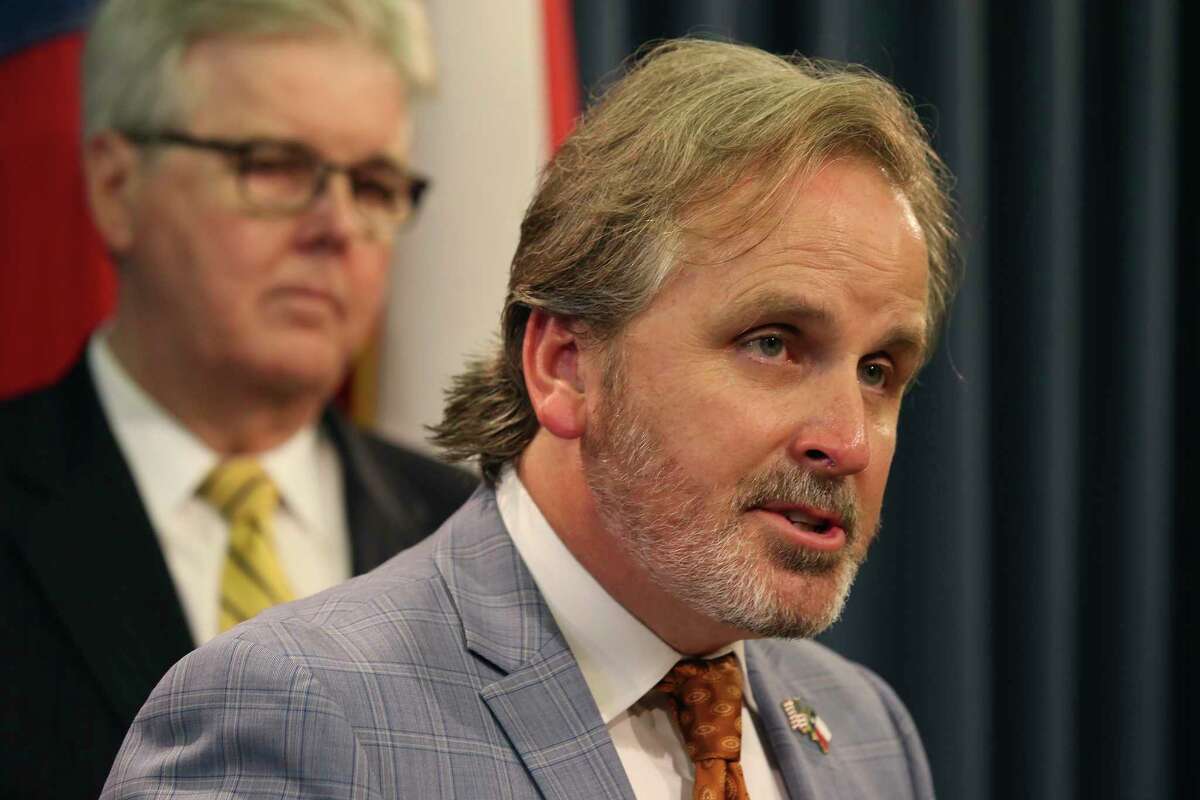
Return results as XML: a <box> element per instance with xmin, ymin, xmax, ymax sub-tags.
<box><xmin>656</xmin><ymin>653</ymin><xmax>751</xmax><ymax>800</ymax></box>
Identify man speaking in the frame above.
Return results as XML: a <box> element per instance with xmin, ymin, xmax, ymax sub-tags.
<box><xmin>103</xmin><ymin>38</ymin><xmax>956</xmax><ymax>799</ymax></box>
<box><xmin>0</xmin><ymin>2</ymin><xmax>473</xmax><ymax>798</ymax></box>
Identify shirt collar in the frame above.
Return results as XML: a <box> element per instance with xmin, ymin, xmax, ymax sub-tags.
<box><xmin>89</xmin><ymin>332</ymin><xmax>218</xmax><ymax>520</ymax></box>
<box><xmin>495</xmin><ymin>468</ymin><xmax>758</xmax><ymax>723</ymax></box>
<box><xmin>258</xmin><ymin>425</ymin><xmax>325</xmax><ymax>533</ymax></box>
<box><xmin>89</xmin><ymin>331</ymin><xmax>325</xmax><ymax>530</ymax></box>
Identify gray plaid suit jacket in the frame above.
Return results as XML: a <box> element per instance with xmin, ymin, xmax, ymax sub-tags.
<box><xmin>102</xmin><ymin>487</ymin><xmax>934</xmax><ymax>799</ymax></box>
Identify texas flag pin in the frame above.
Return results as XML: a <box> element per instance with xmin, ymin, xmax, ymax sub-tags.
<box><xmin>781</xmin><ymin>698</ymin><xmax>832</xmax><ymax>754</ymax></box>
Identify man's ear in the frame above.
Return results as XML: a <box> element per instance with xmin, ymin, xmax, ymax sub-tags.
<box><xmin>83</xmin><ymin>131</ymin><xmax>142</xmax><ymax>253</ymax></box>
<box><xmin>522</xmin><ymin>308</ymin><xmax>588</xmax><ymax>440</ymax></box>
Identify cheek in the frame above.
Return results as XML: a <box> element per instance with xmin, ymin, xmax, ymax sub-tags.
<box><xmin>187</xmin><ymin>228</ymin><xmax>287</xmax><ymax>326</ymax></box>
<box><xmin>871</xmin><ymin>414</ymin><xmax>898</xmax><ymax>464</ymax></box>
<box><xmin>659</xmin><ymin>374</ymin><xmax>787</xmax><ymax>479</ymax></box>
<box><xmin>862</xmin><ymin>418</ymin><xmax>899</xmax><ymax>506</ymax></box>
<box><xmin>148</xmin><ymin>208</ymin><xmax>288</xmax><ymax>306</ymax></box>
<box><xmin>211</xmin><ymin>218</ymin><xmax>292</xmax><ymax>277</ymax></box>
<box><xmin>344</xmin><ymin>250</ymin><xmax>393</xmax><ymax>322</ymax></box>
<box><xmin>142</xmin><ymin>167</ymin><xmax>279</xmax><ymax>277</ymax></box>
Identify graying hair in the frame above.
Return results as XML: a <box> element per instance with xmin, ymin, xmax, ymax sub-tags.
<box><xmin>431</xmin><ymin>38</ymin><xmax>959</xmax><ymax>484</ymax></box>
<box><xmin>83</xmin><ymin>0</ymin><xmax>428</xmax><ymax>139</ymax></box>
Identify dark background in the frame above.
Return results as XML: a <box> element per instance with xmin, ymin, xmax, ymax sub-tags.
<box><xmin>572</xmin><ymin>1</ymin><xmax>1193</xmax><ymax>798</ymax></box>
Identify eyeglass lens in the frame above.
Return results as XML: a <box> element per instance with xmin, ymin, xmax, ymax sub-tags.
<box><xmin>235</xmin><ymin>143</ymin><xmax>418</xmax><ymax>226</ymax></box>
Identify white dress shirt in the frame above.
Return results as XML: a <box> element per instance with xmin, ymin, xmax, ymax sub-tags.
<box><xmin>496</xmin><ymin>469</ymin><xmax>787</xmax><ymax>800</ymax></box>
<box><xmin>88</xmin><ymin>333</ymin><xmax>351</xmax><ymax>645</ymax></box>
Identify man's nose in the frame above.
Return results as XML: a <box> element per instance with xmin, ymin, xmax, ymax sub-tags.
<box><xmin>786</xmin><ymin>372</ymin><xmax>871</xmax><ymax>476</ymax></box>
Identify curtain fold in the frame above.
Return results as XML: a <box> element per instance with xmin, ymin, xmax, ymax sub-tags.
<box><xmin>572</xmin><ymin>2</ymin><xmax>1186</xmax><ymax>797</ymax></box>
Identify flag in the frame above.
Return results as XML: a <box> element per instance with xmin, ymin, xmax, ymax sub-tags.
<box><xmin>0</xmin><ymin>2</ymin><xmax>115</xmax><ymax>398</ymax></box>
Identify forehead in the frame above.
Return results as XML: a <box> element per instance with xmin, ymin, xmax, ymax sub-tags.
<box><xmin>649</xmin><ymin>158</ymin><xmax>929</xmax><ymax>346</ymax></box>
<box><xmin>178</xmin><ymin>33</ymin><xmax>411</xmax><ymax>160</ymax></box>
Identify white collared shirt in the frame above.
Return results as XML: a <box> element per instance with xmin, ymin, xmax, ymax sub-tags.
<box><xmin>496</xmin><ymin>469</ymin><xmax>787</xmax><ymax>800</ymax></box>
<box><xmin>88</xmin><ymin>332</ymin><xmax>351</xmax><ymax>645</ymax></box>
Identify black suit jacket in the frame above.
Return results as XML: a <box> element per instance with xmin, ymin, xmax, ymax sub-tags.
<box><xmin>0</xmin><ymin>357</ymin><xmax>477</xmax><ymax>800</ymax></box>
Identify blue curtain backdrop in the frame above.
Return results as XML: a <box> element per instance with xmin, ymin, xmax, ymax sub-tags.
<box><xmin>572</xmin><ymin>1</ymin><xmax>1193</xmax><ymax>798</ymax></box>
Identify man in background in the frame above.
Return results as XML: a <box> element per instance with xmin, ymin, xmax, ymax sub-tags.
<box><xmin>0</xmin><ymin>2</ymin><xmax>474</xmax><ymax>797</ymax></box>
<box><xmin>104</xmin><ymin>39</ymin><xmax>955</xmax><ymax>799</ymax></box>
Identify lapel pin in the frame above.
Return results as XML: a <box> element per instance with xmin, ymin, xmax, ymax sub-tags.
<box><xmin>781</xmin><ymin>697</ymin><xmax>832</xmax><ymax>754</ymax></box>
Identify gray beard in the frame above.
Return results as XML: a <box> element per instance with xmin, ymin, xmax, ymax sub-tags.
<box><xmin>581</xmin><ymin>380</ymin><xmax>871</xmax><ymax>640</ymax></box>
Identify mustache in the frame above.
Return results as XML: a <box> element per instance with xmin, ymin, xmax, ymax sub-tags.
<box><xmin>734</xmin><ymin>466</ymin><xmax>860</xmax><ymax>540</ymax></box>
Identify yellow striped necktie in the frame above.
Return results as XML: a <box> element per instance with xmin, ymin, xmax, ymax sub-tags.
<box><xmin>198</xmin><ymin>458</ymin><xmax>294</xmax><ymax>632</ymax></box>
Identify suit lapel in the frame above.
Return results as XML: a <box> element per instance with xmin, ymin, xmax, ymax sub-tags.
<box><xmin>746</xmin><ymin>642</ymin><xmax>850</xmax><ymax>800</ymax></box>
<box><xmin>481</xmin><ymin>645</ymin><xmax>635</xmax><ymax>800</ymax></box>
<box><xmin>322</xmin><ymin>409</ymin><xmax>429</xmax><ymax>574</ymax></box>
<box><xmin>435</xmin><ymin>492</ymin><xmax>635</xmax><ymax>800</ymax></box>
<box><xmin>5</xmin><ymin>360</ymin><xmax>194</xmax><ymax>725</ymax></box>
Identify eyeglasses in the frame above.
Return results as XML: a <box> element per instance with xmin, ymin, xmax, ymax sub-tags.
<box><xmin>122</xmin><ymin>130</ymin><xmax>429</xmax><ymax>235</ymax></box>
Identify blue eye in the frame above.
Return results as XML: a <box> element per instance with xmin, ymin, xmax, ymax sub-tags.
<box><xmin>753</xmin><ymin>335</ymin><xmax>786</xmax><ymax>359</ymax></box>
<box><xmin>859</xmin><ymin>362</ymin><xmax>889</xmax><ymax>387</ymax></box>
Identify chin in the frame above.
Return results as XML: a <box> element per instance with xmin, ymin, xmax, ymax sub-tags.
<box><xmin>713</xmin><ymin>558</ymin><xmax>861</xmax><ymax>641</ymax></box>
<box><xmin>245</xmin><ymin>348</ymin><xmax>347</xmax><ymax>401</ymax></box>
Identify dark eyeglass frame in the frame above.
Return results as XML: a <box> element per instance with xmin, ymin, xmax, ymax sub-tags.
<box><xmin>121</xmin><ymin>130</ymin><xmax>429</xmax><ymax>225</ymax></box>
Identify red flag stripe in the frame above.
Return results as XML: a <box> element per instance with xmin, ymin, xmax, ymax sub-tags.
<box><xmin>541</xmin><ymin>0</ymin><xmax>580</xmax><ymax>153</ymax></box>
<box><xmin>0</xmin><ymin>34</ymin><xmax>116</xmax><ymax>398</ymax></box>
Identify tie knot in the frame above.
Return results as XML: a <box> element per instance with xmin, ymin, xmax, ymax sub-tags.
<box><xmin>656</xmin><ymin>653</ymin><xmax>745</xmax><ymax>764</ymax></box>
<box><xmin>198</xmin><ymin>458</ymin><xmax>278</xmax><ymax>523</ymax></box>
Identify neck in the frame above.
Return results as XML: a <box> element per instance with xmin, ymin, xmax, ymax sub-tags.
<box><xmin>517</xmin><ymin>430</ymin><xmax>750</xmax><ymax>656</ymax></box>
<box><xmin>106</xmin><ymin>315</ymin><xmax>326</xmax><ymax>455</ymax></box>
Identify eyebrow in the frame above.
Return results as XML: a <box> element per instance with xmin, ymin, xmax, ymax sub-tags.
<box><xmin>878</xmin><ymin>325</ymin><xmax>929</xmax><ymax>362</ymax></box>
<box><xmin>724</xmin><ymin>290</ymin><xmax>929</xmax><ymax>361</ymax></box>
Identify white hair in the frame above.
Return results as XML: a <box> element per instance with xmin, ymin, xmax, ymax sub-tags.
<box><xmin>82</xmin><ymin>0</ymin><xmax>434</xmax><ymax>138</ymax></box>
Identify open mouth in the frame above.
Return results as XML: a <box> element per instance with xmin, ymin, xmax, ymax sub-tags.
<box><xmin>750</xmin><ymin>502</ymin><xmax>848</xmax><ymax>551</ymax></box>
<box><xmin>779</xmin><ymin>507</ymin><xmax>837</xmax><ymax>535</ymax></box>
<box><xmin>756</xmin><ymin>501</ymin><xmax>843</xmax><ymax>532</ymax></box>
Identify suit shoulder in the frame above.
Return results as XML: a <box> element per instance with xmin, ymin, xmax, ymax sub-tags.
<box><xmin>204</xmin><ymin>493</ymin><xmax>501</xmax><ymax>674</ymax></box>
<box><xmin>224</xmin><ymin>532</ymin><xmax>454</xmax><ymax>662</ymax></box>
<box><xmin>0</xmin><ymin>379</ymin><xmax>66</xmax><ymax>447</ymax></box>
<box><xmin>0</xmin><ymin>377</ymin><xmax>75</xmax><ymax>487</ymax></box>
<box><xmin>751</xmin><ymin>635</ymin><xmax>865</xmax><ymax>674</ymax></box>
<box><xmin>354</xmin><ymin>430</ymin><xmax>478</xmax><ymax>511</ymax></box>
<box><xmin>748</xmin><ymin>638</ymin><xmax>933</xmax><ymax>797</ymax></box>
<box><xmin>751</xmin><ymin>637</ymin><xmax>910</xmax><ymax>719</ymax></box>
<box><xmin>104</xmin><ymin>632</ymin><xmax>384</xmax><ymax>799</ymax></box>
